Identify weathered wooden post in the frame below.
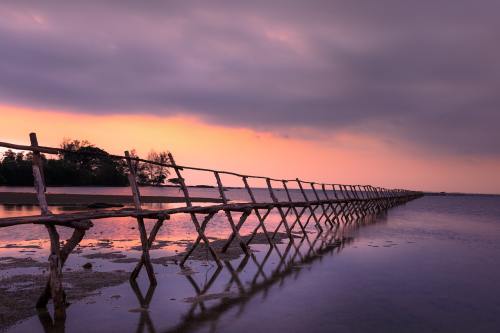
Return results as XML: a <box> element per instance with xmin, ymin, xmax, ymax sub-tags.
<box><xmin>321</xmin><ymin>184</ymin><xmax>341</xmax><ymax>225</ymax></box>
<box><xmin>331</xmin><ymin>184</ymin><xmax>348</xmax><ymax>223</ymax></box>
<box><xmin>242</xmin><ymin>176</ymin><xmax>273</xmax><ymax>246</ymax></box>
<box><xmin>348</xmin><ymin>185</ymin><xmax>365</xmax><ymax>218</ymax></box>
<box><xmin>339</xmin><ymin>185</ymin><xmax>358</xmax><ymax>221</ymax></box>
<box><xmin>296</xmin><ymin>179</ymin><xmax>323</xmax><ymax>232</ymax></box>
<box><xmin>214</xmin><ymin>172</ymin><xmax>251</xmax><ymax>254</ymax></box>
<box><xmin>353</xmin><ymin>185</ymin><xmax>369</xmax><ymax>217</ymax></box>
<box><xmin>125</xmin><ymin>151</ymin><xmax>158</xmax><ymax>285</ymax></box>
<box><xmin>354</xmin><ymin>185</ymin><xmax>368</xmax><ymax>215</ymax></box>
<box><xmin>310</xmin><ymin>183</ymin><xmax>334</xmax><ymax>228</ymax></box>
<box><xmin>369</xmin><ymin>185</ymin><xmax>382</xmax><ymax>213</ymax></box>
<box><xmin>282</xmin><ymin>180</ymin><xmax>307</xmax><ymax>233</ymax></box>
<box><xmin>266</xmin><ymin>178</ymin><xmax>294</xmax><ymax>240</ymax></box>
<box><xmin>364</xmin><ymin>185</ymin><xmax>377</xmax><ymax>214</ymax></box>
<box><xmin>167</xmin><ymin>153</ymin><xmax>222</xmax><ymax>267</ymax></box>
<box><xmin>333</xmin><ymin>185</ymin><xmax>349</xmax><ymax>222</ymax></box>
<box><xmin>30</xmin><ymin>133</ymin><xmax>65</xmax><ymax>319</ymax></box>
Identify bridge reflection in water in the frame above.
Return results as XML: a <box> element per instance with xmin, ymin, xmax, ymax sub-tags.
<box><xmin>114</xmin><ymin>212</ymin><xmax>385</xmax><ymax>333</ymax></box>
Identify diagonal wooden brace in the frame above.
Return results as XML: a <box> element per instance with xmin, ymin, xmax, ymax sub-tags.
<box><xmin>36</xmin><ymin>223</ymin><xmax>90</xmax><ymax>310</ymax></box>
<box><xmin>214</xmin><ymin>172</ymin><xmax>250</xmax><ymax>254</ymax></box>
<box><xmin>168</xmin><ymin>153</ymin><xmax>222</xmax><ymax>267</ymax></box>
<box><xmin>266</xmin><ymin>178</ymin><xmax>294</xmax><ymax>241</ymax></box>
<box><xmin>242</xmin><ymin>177</ymin><xmax>273</xmax><ymax>246</ymax></box>
<box><xmin>180</xmin><ymin>212</ymin><xmax>219</xmax><ymax>266</ymax></box>
<box><xmin>221</xmin><ymin>209</ymin><xmax>252</xmax><ymax>253</ymax></box>
<box><xmin>130</xmin><ymin>217</ymin><xmax>165</xmax><ymax>283</ymax></box>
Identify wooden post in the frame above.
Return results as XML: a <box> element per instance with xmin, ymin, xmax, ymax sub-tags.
<box><xmin>125</xmin><ymin>151</ymin><xmax>157</xmax><ymax>285</ymax></box>
<box><xmin>356</xmin><ymin>185</ymin><xmax>371</xmax><ymax>215</ymax></box>
<box><xmin>242</xmin><ymin>176</ymin><xmax>273</xmax><ymax>246</ymax></box>
<box><xmin>167</xmin><ymin>153</ymin><xmax>222</xmax><ymax>267</ymax></box>
<box><xmin>333</xmin><ymin>184</ymin><xmax>350</xmax><ymax>222</ymax></box>
<box><xmin>36</xmin><ymin>223</ymin><xmax>91</xmax><ymax>308</ymax></box>
<box><xmin>266</xmin><ymin>178</ymin><xmax>294</xmax><ymax>241</ymax></box>
<box><xmin>362</xmin><ymin>185</ymin><xmax>376</xmax><ymax>214</ymax></box>
<box><xmin>296</xmin><ymin>179</ymin><xmax>323</xmax><ymax>232</ymax></box>
<box><xmin>30</xmin><ymin>133</ymin><xmax>66</xmax><ymax>320</ymax></box>
<box><xmin>310</xmin><ymin>183</ymin><xmax>334</xmax><ymax>228</ymax></box>
<box><xmin>282</xmin><ymin>180</ymin><xmax>307</xmax><ymax>233</ymax></box>
<box><xmin>371</xmin><ymin>186</ymin><xmax>381</xmax><ymax>212</ymax></box>
<box><xmin>321</xmin><ymin>184</ymin><xmax>341</xmax><ymax>225</ymax></box>
<box><xmin>350</xmin><ymin>185</ymin><xmax>366</xmax><ymax>218</ymax></box>
<box><xmin>347</xmin><ymin>185</ymin><xmax>364</xmax><ymax>219</ymax></box>
<box><xmin>214</xmin><ymin>172</ymin><xmax>250</xmax><ymax>254</ymax></box>
<box><xmin>341</xmin><ymin>185</ymin><xmax>359</xmax><ymax>220</ymax></box>
<box><xmin>331</xmin><ymin>184</ymin><xmax>348</xmax><ymax>223</ymax></box>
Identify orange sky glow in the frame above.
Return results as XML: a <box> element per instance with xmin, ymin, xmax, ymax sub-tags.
<box><xmin>1</xmin><ymin>105</ymin><xmax>499</xmax><ymax>194</ymax></box>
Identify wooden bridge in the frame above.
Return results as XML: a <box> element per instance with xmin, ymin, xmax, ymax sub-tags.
<box><xmin>0</xmin><ymin>133</ymin><xmax>422</xmax><ymax>320</ymax></box>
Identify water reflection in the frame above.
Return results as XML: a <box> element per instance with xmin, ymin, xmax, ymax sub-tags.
<box><xmin>37</xmin><ymin>309</ymin><xmax>65</xmax><ymax>333</ymax></box>
<box><xmin>166</xmin><ymin>229</ymin><xmax>352</xmax><ymax>333</ymax></box>
<box><xmin>165</xmin><ymin>214</ymin><xmax>379</xmax><ymax>333</ymax></box>
<box><xmin>31</xmin><ymin>213</ymin><xmax>382</xmax><ymax>333</ymax></box>
<box><xmin>130</xmin><ymin>280</ymin><xmax>157</xmax><ymax>333</ymax></box>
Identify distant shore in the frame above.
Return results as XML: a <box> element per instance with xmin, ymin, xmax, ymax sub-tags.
<box><xmin>423</xmin><ymin>192</ymin><xmax>500</xmax><ymax>197</ymax></box>
<box><xmin>0</xmin><ymin>192</ymin><xmax>222</xmax><ymax>206</ymax></box>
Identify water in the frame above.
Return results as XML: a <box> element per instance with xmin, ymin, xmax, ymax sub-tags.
<box><xmin>1</xmin><ymin>189</ymin><xmax>500</xmax><ymax>332</ymax></box>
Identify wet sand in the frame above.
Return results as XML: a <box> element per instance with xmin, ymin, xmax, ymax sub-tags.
<box><xmin>0</xmin><ymin>269</ymin><xmax>130</xmax><ymax>330</ymax></box>
<box><xmin>0</xmin><ymin>231</ymin><xmax>289</xmax><ymax>331</ymax></box>
<box><xmin>0</xmin><ymin>192</ymin><xmax>222</xmax><ymax>206</ymax></box>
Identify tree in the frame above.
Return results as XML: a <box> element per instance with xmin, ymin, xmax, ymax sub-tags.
<box><xmin>0</xmin><ymin>150</ymin><xmax>35</xmax><ymax>186</ymax></box>
<box><xmin>0</xmin><ymin>139</ymin><xmax>170</xmax><ymax>186</ymax></box>
<box><xmin>52</xmin><ymin>139</ymin><xmax>128</xmax><ymax>186</ymax></box>
<box><xmin>141</xmin><ymin>151</ymin><xmax>170</xmax><ymax>186</ymax></box>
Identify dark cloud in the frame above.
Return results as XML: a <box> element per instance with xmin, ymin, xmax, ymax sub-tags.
<box><xmin>0</xmin><ymin>1</ymin><xmax>499</xmax><ymax>156</ymax></box>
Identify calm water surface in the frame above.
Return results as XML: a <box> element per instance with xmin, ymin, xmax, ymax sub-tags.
<box><xmin>1</xmin><ymin>190</ymin><xmax>499</xmax><ymax>332</ymax></box>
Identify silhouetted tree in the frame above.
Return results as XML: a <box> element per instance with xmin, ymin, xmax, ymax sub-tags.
<box><xmin>0</xmin><ymin>150</ymin><xmax>34</xmax><ymax>186</ymax></box>
<box><xmin>142</xmin><ymin>151</ymin><xmax>170</xmax><ymax>185</ymax></box>
<box><xmin>0</xmin><ymin>139</ymin><xmax>171</xmax><ymax>186</ymax></box>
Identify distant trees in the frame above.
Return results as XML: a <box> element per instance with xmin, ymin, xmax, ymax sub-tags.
<box><xmin>0</xmin><ymin>150</ymin><xmax>34</xmax><ymax>186</ymax></box>
<box><xmin>137</xmin><ymin>151</ymin><xmax>170</xmax><ymax>186</ymax></box>
<box><xmin>0</xmin><ymin>139</ymin><xmax>171</xmax><ymax>186</ymax></box>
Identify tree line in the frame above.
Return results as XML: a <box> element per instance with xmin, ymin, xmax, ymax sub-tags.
<box><xmin>0</xmin><ymin>139</ymin><xmax>170</xmax><ymax>186</ymax></box>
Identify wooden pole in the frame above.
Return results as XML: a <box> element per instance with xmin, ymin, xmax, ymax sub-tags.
<box><xmin>282</xmin><ymin>180</ymin><xmax>307</xmax><ymax>233</ymax></box>
<box><xmin>242</xmin><ymin>177</ymin><xmax>273</xmax><ymax>246</ymax></box>
<box><xmin>30</xmin><ymin>133</ymin><xmax>66</xmax><ymax>320</ymax></box>
<box><xmin>321</xmin><ymin>184</ymin><xmax>341</xmax><ymax>225</ymax></box>
<box><xmin>214</xmin><ymin>172</ymin><xmax>250</xmax><ymax>254</ymax></box>
<box><xmin>167</xmin><ymin>153</ymin><xmax>222</xmax><ymax>267</ymax></box>
<box><xmin>310</xmin><ymin>183</ymin><xmax>334</xmax><ymax>228</ymax></box>
<box><xmin>125</xmin><ymin>151</ymin><xmax>157</xmax><ymax>285</ymax></box>
<box><xmin>296</xmin><ymin>179</ymin><xmax>323</xmax><ymax>232</ymax></box>
<box><xmin>266</xmin><ymin>178</ymin><xmax>294</xmax><ymax>241</ymax></box>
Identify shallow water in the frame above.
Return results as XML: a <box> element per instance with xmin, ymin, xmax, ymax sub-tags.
<box><xmin>1</xmin><ymin>192</ymin><xmax>500</xmax><ymax>332</ymax></box>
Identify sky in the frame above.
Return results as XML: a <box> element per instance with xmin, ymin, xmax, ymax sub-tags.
<box><xmin>0</xmin><ymin>1</ymin><xmax>499</xmax><ymax>193</ymax></box>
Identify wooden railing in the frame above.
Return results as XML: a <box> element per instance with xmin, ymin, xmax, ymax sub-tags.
<box><xmin>0</xmin><ymin>133</ymin><xmax>423</xmax><ymax>319</ymax></box>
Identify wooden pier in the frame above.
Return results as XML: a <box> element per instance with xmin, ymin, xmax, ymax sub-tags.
<box><xmin>0</xmin><ymin>133</ymin><xmax>422</xmax><ymax>320</ymax></box>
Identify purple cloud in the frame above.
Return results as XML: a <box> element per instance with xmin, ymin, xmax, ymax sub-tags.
<box><xmin>0</xmin><ymin>1</ymin><xmax>499</xmax><ymax>156</ymax></box>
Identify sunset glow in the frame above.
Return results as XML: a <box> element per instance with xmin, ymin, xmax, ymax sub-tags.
<box><xmin>2</xmin><ymin>3</ymin><xmax>500</xmax><ymax>333</ymax></box>
<box><xmin>1</xmin><ymin>104</ymin><xmax>499</xmax><ymax>193</ymax></box>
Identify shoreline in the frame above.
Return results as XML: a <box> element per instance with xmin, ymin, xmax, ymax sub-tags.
<box><xmin>0</xmin><ymin>192</ymin><xmax>222</xmax><ymax>206</ymax></box>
